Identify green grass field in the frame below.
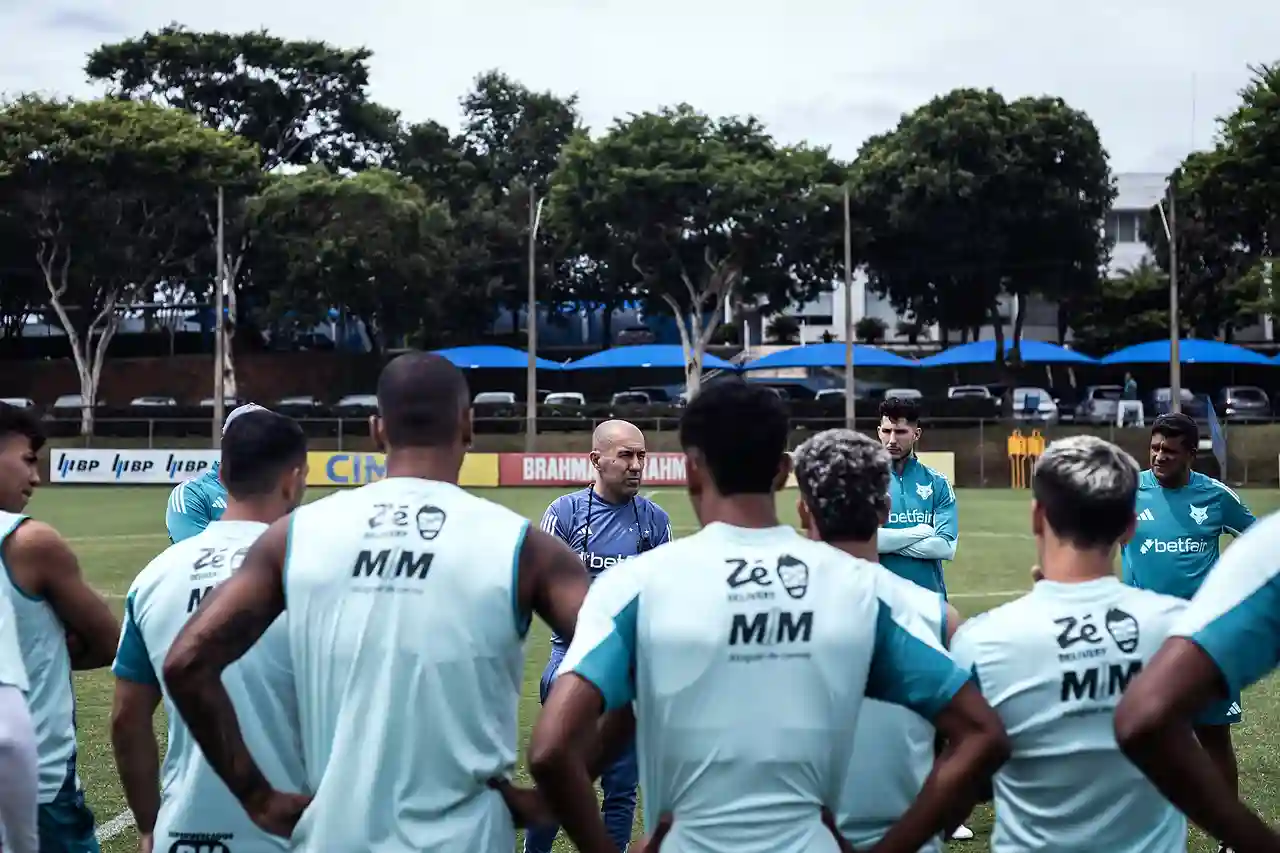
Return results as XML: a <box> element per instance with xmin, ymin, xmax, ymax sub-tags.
<box><xmin>27</xmin><ymin>485</ymin><xmax>1280</xmax><ymax>853</ymax></box>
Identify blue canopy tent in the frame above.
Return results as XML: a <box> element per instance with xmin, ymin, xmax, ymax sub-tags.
<box><xmin>741</xmin><ymin>342</ymin><xmax>918</xmax><ymax>371</ymax></box>
<box><xmin>918</xmin><ymin>340</ymin><xmax>1097</xmax><ymax>367</ymax></box>
<box><xmin>431</xmin><ymin>345</ymin><xmax>564</xmax><ymax>371</ymax></box>
<box><xmin>563</xmin><ymin>344</ymin><xmax>736</xmax><ymax>371</ymax></box>
<box><xmin>1100</xmin><ymin>339</ymin><xmax>1275</xmax><ymax>366</ymax></box>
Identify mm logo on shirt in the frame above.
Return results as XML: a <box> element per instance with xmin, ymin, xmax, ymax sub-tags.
<box><xmin>889</xmin><ymin>510</ymin><xmax>933</xmax><ymax>525</ymax></box>
<box><xmin>1138</xmin><ymin>537</ymin><xmax>1211</xmax><ymax>555</ymax></box>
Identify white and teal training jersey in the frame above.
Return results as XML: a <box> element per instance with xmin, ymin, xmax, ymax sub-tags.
<box><xmin>0</xmin><ymin>509</ymin><xmax>79</xmax><ymax>804</ymax></box>
<box><xmin>950</xmin><ymin>577</ymin><xmax>1188</xmax><ymax>853</ymax></box>
<box><xmin>1171</xmin><ymin>510</ymin><xmax>1280</xmax><ymax>700</ymax></box>
<box><xmin>1121</xmin><ymin>470</ymin><xmax>1255</xmax><ymax>601</ymax></box>
<box><xmin>113</xmin><ymin>520</ymin><xmax>306</xmax><ymax>853</ymax></box>
<box><xmin>837</xmin><ymin>569</ymin><xmax>948</xmax><ymax>853</ymax></box>
<box><xmin>560</xmin><ymin>522</ymin><xmax>970</xmax><ymax>853</ymax></box>
<box><xmin>0</xmin><ymin>514</ymin><xmax>29</xmax><ymax>693</ymax></box>
<box><xmin>282</xmin><ymin>478</ymin><xmax>531</xmax><ymax>853</ymax></box>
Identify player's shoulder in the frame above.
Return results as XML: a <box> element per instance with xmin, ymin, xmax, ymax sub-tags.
<box><xmin>545</xmin><ymin>488</ymin><xmax>587</xmax><ymax>515</ymax></box>
<box><xmin>1137</xmin><ymin>469</ymin><xmax>1159</xmax><ymax>491</ymax></box>
<box><xmin>636</xmin><ymin>494</ymin><xmax>671</xmax><ymax>523</ymax></box>
<box><xmin>1117</xmin><ymin>584</ymin><xmax>1189</xmax><ymax>621</ymax></box>
<box><xmin>1</xmin><ymin>517</ymin><xmax>70</xmax><ymax>558</ymax></box>
<box><xmin>872</xmin><ymin>560</ymin><xmax>943</xmax><ymax>611</ymax></box>
<box><xmin>128</xmin><ymin>535</ymin><xmax>203</xmax><ymax>606</ymax></box>
<box><xmin>167</xmin><ymin>476</ymin><xmax>202</xmax><ymax>511</ymax></box>
<box><xmin>1190</xmin><ymin>471</ymin><xmax>1243</xmax><ymax>504</ymax></box>
<box><xmin>952</xmin><ymin>592</ymin><xmax>1035</xmax><ymax>648</ymax></box>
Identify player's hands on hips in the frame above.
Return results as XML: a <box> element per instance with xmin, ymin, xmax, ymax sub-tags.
<box><xmin>631</xmin><ymin>812</ymin><xmax>673</xmax><ymax>853</ymax></box>
<box><xmin>487</xmin><ymin>777</ymin><xmax>554</xmax><ymax>828</ymax></box>
<box><xmin>245</xmin><ymin>788</ymin><xmax>311</xmax><ymax>838</ymax></box>
<box><xmin>821</xmin><ymin>807</ymin><xmax>857</xmax><ymax>853</ymax></box>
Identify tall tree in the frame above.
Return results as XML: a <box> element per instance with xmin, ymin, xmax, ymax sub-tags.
<box><xmin>1144</xmin><ymin>65</ymin><xmax>1280</xmax><ymax>340</ymax></box>
<box><xmin>247</xmin><ymin>167</ymin><xmax>453</xmax><ymax>350</ymax></box>
<box><xmin>548</xmin><ymin>105</ymin><xmax>845</xmax><ymax>393</ymax></box>
<box><xmin>852</xmin><ymin>89</ymin><xmax>1114</xmax><ymax>360</ymax></box>
<box><xmin>86</xmin><ymin>25</ymin><xmax>396</xmax><ymax>391</ymax></box>
<box><xmin>0</xmin><ymin>96</ymin><xmax>258</xmax><ymax>433</ymax></box>
<box><xmin>1068</xmin><ymin>259</ymin><xmax>1174</xmax><ymax>352</ymax></box>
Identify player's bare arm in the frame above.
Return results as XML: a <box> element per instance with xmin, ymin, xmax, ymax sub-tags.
<box><xmin>875</xmin><ymin>682</ymin><xmax>1010</xmax><ymax>853</ymax></box>
<box><xmin>162</xmin><ymin>516</ymin><xmax>309</xmax><ymax>836</ymax></box>
<box><xmin>4</xmin><ymin>520</ymin><xmax>118</xmax><ymax>668</ymax></box>
<box><xmin>943</xmin><ymin>604</ymin><xmax>965</xmax><ymax>647</ymax></box>
<box><xmin>517</xmin><ymin>526</ymin><xmax>592</xmax><ymax>643</ymax></box>
<box><xmin>529</xmin><ymin>673</ymin><xmax>621</xmax><ymax>853</ymax></box>
<box><xmin>110</xmin><ymin>679</ymin><xmax>162</xmax><ymax>838</ymax></box>
<box><xmin>1115</xmin><ymin>638</ymin><xmax>1280</xmax><ymax>851</ymax></box>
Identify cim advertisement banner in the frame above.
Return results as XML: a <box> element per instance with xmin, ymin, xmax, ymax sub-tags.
<box><xmin>50</xmin><ymin>449</ymin><xmax>220</xmax><ymax>484</ymax></box>
<box><xmin>304</xmin><ymin>452</ymin><xmax>500</xmax><ymax>488</ymax></box>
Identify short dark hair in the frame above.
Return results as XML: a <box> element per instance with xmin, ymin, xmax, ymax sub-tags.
<box><xmin>1032</xmin><ymin>435</ymin><xmax>1139</xmax><ymax>549</ymax></box>
<box><xmin>219</xmin><ymin>409</ymin><xmax>307</xmax><ymax>499</ymax></box>
<box><xmin>376</xmin><ymin>352</ymin><xmax>470</xmax><ymax>447</ymax></box>
<box><xmin>0</xmin><ymin>403</ymin><xmax>45</xmax><ymax>453</ymax></box>
<box><xmin>879</xmin><ymin>396</ymin><xmax>920</xmax><ymax>425</ymax></box>
<box><xmin>1152</xmin><ymin>412</ymin><xmax>1198</xmax><ymax>452</ymax></box>
<box><xmin>793</xmin><ymin>429</ymin><xmax>892</xmax><ymax>541</ymax></box>
<box><xmin>679</xmin><ymin>379</ymin><xmax>788</xmax><ymax>496</ymax></box>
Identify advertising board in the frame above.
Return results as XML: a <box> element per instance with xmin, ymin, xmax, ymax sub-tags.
<box><xmin>49</xmin><ymin>449</ymin><xmax>219</xmax><ymax>484</ymax></box>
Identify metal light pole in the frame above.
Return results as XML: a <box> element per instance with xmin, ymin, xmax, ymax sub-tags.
<box><xmin>842</xmin><ymin>185</ymin><xmax>856</xmax><ymax>429</ymax></box>
<box><xmin>213</xmin><ymin>186</ymin><xmax>226</xmax><ymax>447</ymax></box>
<box><xmin>524</xmin><ymin>187</ymin><xmax>547</xmax><ymax>451</ymax></box>
<box><xmin>1156</xmin><ymin>180</ymin><xmax>1182</xmax><ymax>413</ymax></box>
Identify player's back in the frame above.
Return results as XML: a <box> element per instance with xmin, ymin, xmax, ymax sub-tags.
<box><xmin>837</xmin><ymin>568</ymin><xmax>946</xmax><ymax>853</ymax></box>
<box><xmin>0</xmin><ymin>509</ymin><xmax>78</xmax><ymax>802</ymax></box>
<box><xmin>952</xmin><ymin>577</ymin><xmax>1187</xmax><ymax>852</ymax></box>
<box><xmin>123</xmin><ymin>520</ymin><xmax>304</xmax><ymax>852</ymax></box>
<box><xmin>0</xmin><ymin>513</ymin><xmax>29</xmax><ymax>695</ymax></box>
<box><xmin>283</xmin><ymin>478</ymin><xmax>531</xmax><ymax>853</ymax></box>
<box><xmin>619</xmin><ymin>524</ymin><xmax>903</xmax><ymax>853</ymax></box>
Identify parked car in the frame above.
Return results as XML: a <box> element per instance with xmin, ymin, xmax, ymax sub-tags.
<box><xmin>53</xmin><ymin>394</ymin><xmax>89</xmax><ymax>410</ymax></box>
<box><xmin>473</xmin><ymin>391</ymin><xmax>517</xmax><ymax>405</ymax></box>
<box><xmin>611</xmin><ymin>391</ymin><xmax>651</xmax><ymax>406</ymax></box>
<box><xmin>1074</xmin><ymin>385</ymin><xmax>1123</xmax><ymax>425</ymax></box>
<box><xmin>882</xmin><ymin>388</ymin><xmax>923</xmax><ymax>400</ymax></box>
<box><xmin>334</xmin><ymin>394</ymin><xmax>377</xmax><ymax>413</ymax></box>
<box><xmin>947</xmin><ymin>385</ymin><xmax>992</xmax><ymax>399</ymax></box>
<box><xmin>0</xmin><ymin>398</ymin><xmax>35</xmax><ymax>409</ymax></box>
<box><xmin>199</xmin><ymin>397</ymin><xmax>242</xmax><ymax>409</ymax></box>
<box><xmin>615</xmin><ymin>325</ymin><xmax>656</xmax><ymax>345</ymax></box>
<box><xmin>1214</xmin><ymin>385</ymin><xmax>1270</xmax><ymax>423</ymax></box>
<box><xmin>1012</xmin><ymin>387</ymin><xmax>1059</xmax><ymax>424</ymax></box>
<box><xmin>543</xmin><ymin>392</ymin><xmax>586</xmax><ymax>407</ymax></box>
<box><xmin>275</xmin><ymin>395</ymin><xmax>320</xmax><ymax>409</ymax></box>
<box><xmin>1149</xmin><ymin>387</ymin><xmax>1208</xmax><ymax>422</ymax></box>
<box><xmin>129</xmin><ymin>396</ymin><xmax>177</xmax><ymax>407</ymax></box>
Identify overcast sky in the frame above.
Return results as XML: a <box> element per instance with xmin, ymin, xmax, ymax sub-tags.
<box><xmin>4</xmin><ymin>1</ymin><xmax>1278</xmax><ymax>174</ymax></box>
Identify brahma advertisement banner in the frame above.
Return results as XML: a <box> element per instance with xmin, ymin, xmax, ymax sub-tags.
<box><xmin>499</xmin><ymin>453</ymin><xmax>688</xmax><ymax>486</ymax></box>
<box><xmin>49</xmin><ymin>449</ymin><xmax>219</xmax><ymax>484</ymax></box>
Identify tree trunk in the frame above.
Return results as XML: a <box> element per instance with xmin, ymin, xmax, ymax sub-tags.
<box><xmin>1011</xmin><ymin>293</ymin><xmax>1027</xmax><ymax>364</ymax></box>
<box><xmin>600</xmin><ymin>302</ymin><xmax>615</xmax><ymax>348</ymax></box>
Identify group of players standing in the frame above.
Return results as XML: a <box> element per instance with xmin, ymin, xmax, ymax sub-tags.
<box><xmin>0</xmin><ymin>351</ymin><xmax>1276</xmax><ymax>852</ymax></box>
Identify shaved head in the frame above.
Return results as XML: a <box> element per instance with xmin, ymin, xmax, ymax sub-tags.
<box><xmin>590</xmin><ymin>419</ymin><xmax>647</xmax><ymax>501</ymax></box>
<box><xmin>593</xmin><ymin>419</ymin><xmax>644</xmax><ymax>452</ymax></box>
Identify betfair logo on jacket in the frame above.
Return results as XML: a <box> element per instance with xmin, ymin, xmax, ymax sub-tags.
<box><xmin>889</xmin><ymin>510</ymin><xmax>933</xmax><ymax>525</ymax></box>
<box><xmin>581</xmin><ymin>552</ymin><xmax>631</xmax><ymax>573</ymax></box>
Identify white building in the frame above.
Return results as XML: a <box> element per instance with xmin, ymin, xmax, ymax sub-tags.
<box><xmin>781</xmin><ymin>172</ymin><xmax>1271</xmax><ymax>346</ymax></box>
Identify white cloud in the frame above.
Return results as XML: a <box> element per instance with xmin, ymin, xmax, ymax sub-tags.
<box><xmin>5</xmin><ymin>0</ymin><xmax>1280</xmax><ymax>172</ymax></box>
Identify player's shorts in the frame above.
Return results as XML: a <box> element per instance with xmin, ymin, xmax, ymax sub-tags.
<box><xmin>37</xmin><ymin>790</ymin><xmax>100</xmax><ymax>853</ymax></box>
<box><xmin>539</xmin><ymin>645</ymin><xmax>568</xmax><ymax>704</ymax></box>
<box><xmin>1196</xmin><ymin>693</ymin><xmax>1242</xmax><ymax>727</ymax></box>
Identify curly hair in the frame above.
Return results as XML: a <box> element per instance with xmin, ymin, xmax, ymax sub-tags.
<box><xmin>793</xmin><ymin>429</ymin><xmax>892</xmax><ymax>541</ymax></box>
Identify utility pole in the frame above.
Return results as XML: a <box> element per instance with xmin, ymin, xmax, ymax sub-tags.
<box><xmin>842</xmin><ymin>185</ymin><xmax>856</xmax><ymax>429</ymax></box>
<box><xmin>524</xmin><ymin>186</ymin><xmax>545</xmax><ymax>451</ymax></box>
<box><xmin>213</xmin><ymin>186</ymin><xmax>226</xmax><ymax>447</ymax></box>
<box><xmin>1169</xmin><ymin>179</ymin><xmax>1182</xmax><ymax>413</ymax></box>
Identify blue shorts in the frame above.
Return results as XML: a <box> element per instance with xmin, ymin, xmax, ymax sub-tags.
<box><xmin>37</xmin><ymin>792</ymin><xmax>99</xmax><ymax>853</ymax></box>
<box><xmin>1197</xmin><ymin>693</ymin><xmax>1242</xmax><ymax>727</ymax></box>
